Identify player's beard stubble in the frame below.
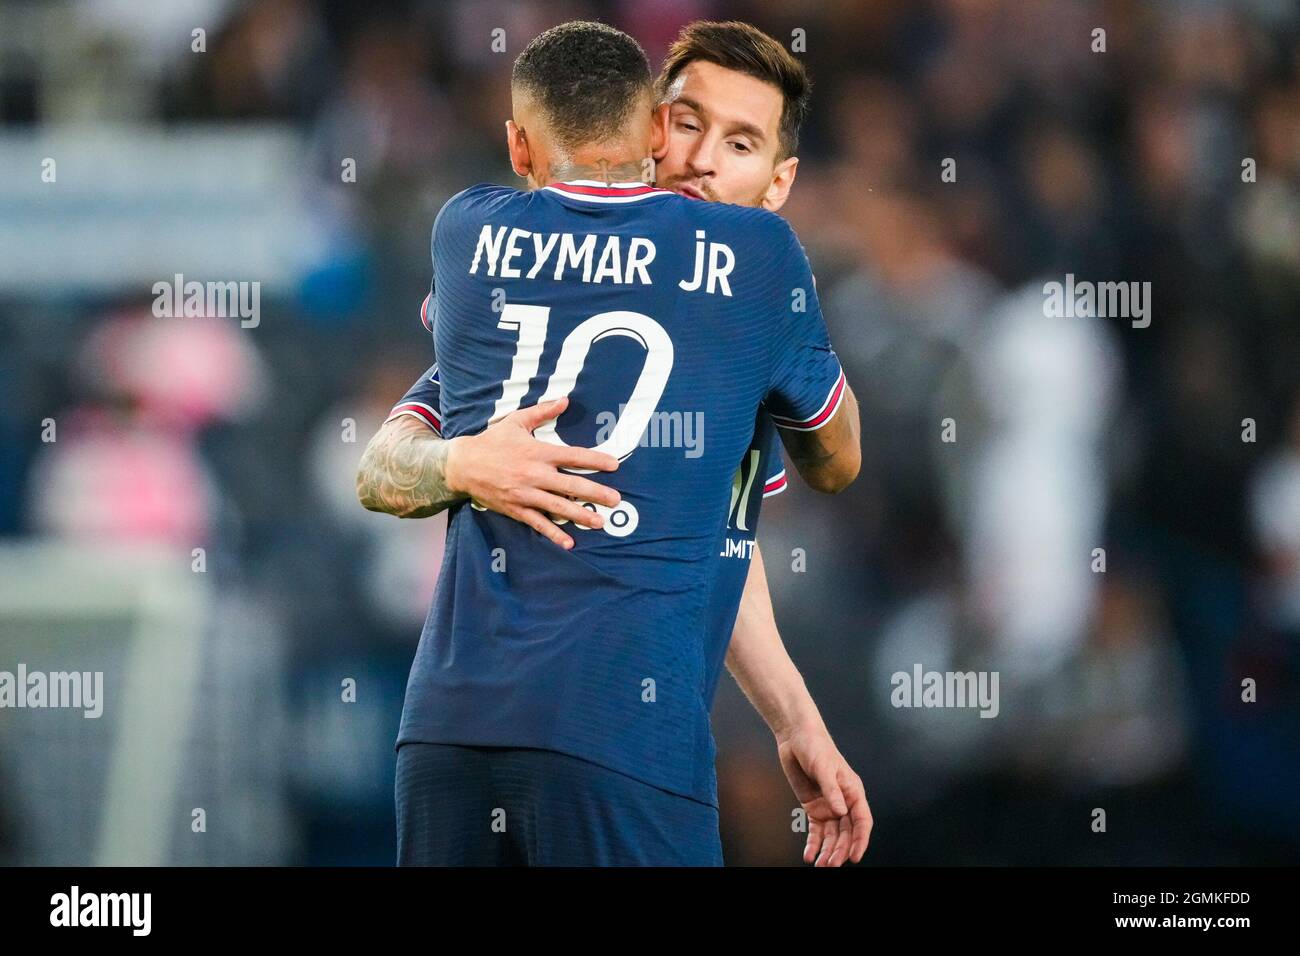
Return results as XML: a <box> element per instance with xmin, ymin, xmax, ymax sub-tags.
<box><xmin>657</xmin><ymin>172</ymin><xmax>768</xmax><ymax>209</ymax></box>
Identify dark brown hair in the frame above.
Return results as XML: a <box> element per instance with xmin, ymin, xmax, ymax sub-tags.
<box><xmin>653</xmin><ymin>20</ymin><xmax>811</xmax><ymax>160</ymax></box>
<box><xmin>512</xmin><ymin>21</ymin><xmax>652</xmax><ymax>151</ymax></box>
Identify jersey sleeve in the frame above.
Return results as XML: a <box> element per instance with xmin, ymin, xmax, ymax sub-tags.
<box><xmin>764</xmin><ymin>222</ymin><xmax>846</xmax><ymax>432</ymax></box>
<box><xmin>386</xmin><ymin>364</ymin><xmax>443</xmax><ymax>435</ymax></box>
<box><xmin>424</xmin><ymin>185</ymin><xmax>483</xmax><ymax>337</ymax></box>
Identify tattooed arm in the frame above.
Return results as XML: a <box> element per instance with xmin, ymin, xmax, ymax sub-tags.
<box><xmin>356</xmin><ymin>415</ymin><xmax>460</xmax><ymax>519</ymax></box>
<box><xmin>777</xmin><ymin>381</ymin><xmax>861</xmax><ymax>494</ymax></box>
<box><xmin>355</xmin><ymin>396</ymin><xmax>624</xmax><ymax>548</ymax></box>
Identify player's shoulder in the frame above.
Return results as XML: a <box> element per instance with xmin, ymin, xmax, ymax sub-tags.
<box><xmin>433</xmin><ymin>183</ymin><xmax>525</xmax><ymax>240</ymax></box>
<box><xmin>442</xmin><ymin>182</ymin><xmax>521</xmax><ymax>210</ymax></box>
<box><xmin>688</xmin><ymin>199</ymin><xmax>798</xmax><ymax>248</ymax></box>
<box><xmin>692</xmin><ymin>199</ymin><xmax>788</xmax><ymax>229</ymax></box>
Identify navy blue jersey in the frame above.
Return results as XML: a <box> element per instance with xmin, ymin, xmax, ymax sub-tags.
<box><xmin>389</xmin><ymin>368</ymin><xmax>785</xmax><ymax>714</ymax></box>
<box><xmin>388</xmin><ymin>363</ymin><xmax>444</xmax><ymax>435</ymax></box>
<box><xmin>396</xmin><ymin>180</ymin><xmax>844</xmax><ymax>806</ymax></box>
<box><xmin>702</xmin><ymin>411</ymin><xmax>785</xmax><ymax>709</ymax></box>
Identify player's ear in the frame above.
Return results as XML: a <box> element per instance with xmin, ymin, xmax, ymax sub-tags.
<box><xmin>761</xmin><ymin>156</ymin><xmax>798</xmax><ymax>213</ymax></box>
<box><xmin>505</xmin><ymin>119</ymin><xmax>533</xmax><ymax>180</ymax></box>
<box><xmin>651</xmin><ymin>103</ymin><xmax>670</xmax><ymax>162</ymax></box>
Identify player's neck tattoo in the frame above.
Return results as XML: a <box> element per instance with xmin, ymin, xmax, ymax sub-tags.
<box><xmin>545</xmin><ymin>157</ymin><xmax>650</xmax><ymax>186</ymax></box>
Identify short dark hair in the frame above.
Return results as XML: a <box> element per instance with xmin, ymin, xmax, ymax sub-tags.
<box><xmin>512</xmin><ymin>21</ymin><xmax>652</xmax><ymax>152</ymax></box>
<box><xmin>654</xmin><ymin>20</ymin><xmax>811</xmax><ymax>160</ymax></box>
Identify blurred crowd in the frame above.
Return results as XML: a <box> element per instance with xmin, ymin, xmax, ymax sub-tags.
<box><xmin>1</xmin><ymin>0</ymin><xmax>1298</xmax><ymax>864</ymax></box>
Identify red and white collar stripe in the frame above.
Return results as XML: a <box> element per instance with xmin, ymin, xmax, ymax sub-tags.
<box><xmin>543</xmin><ymin>180</ymin><xmax>673</xmax><ymax>204</ymax></box>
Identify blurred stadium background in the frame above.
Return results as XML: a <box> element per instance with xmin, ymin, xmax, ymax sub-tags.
<box><xmin>1</xmin><ymin>0</ymin><xmax>1298</xmax><ymax>865</ymax></box>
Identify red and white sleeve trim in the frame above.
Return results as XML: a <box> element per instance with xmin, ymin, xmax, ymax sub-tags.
<box><xmin>762</xmin><ymin>469</ymin><xmax>788</xmax><ymax>498</ymax></box>
<box><xmin>387</xmin><ymin>401</ymin><xmax>442</xmax><ymax>434</ymax></box>
<box><xmin>420</xmin><ymin>292</ymin><xmax>432</xmax><ymax>332</ymax></box>
<box><xmin>770</xmin><ymin>368</ymin><xmax>846</xmax><ymax>432</ymax></box>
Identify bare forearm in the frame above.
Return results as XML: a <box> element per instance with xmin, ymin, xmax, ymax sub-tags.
<box><xmin>725</xmin><ymin>543</ymin><xmax>827</xmax><ymax>740</ymax></box>
<box><xmin>781</xmin><ymin>383</ymin><xmax>861</xmax><ymax>494</ymax></box>
<box><xmin>356</xmin><ymin>417</ymin><xmax>465</xmax><ymax>518</ymax></box>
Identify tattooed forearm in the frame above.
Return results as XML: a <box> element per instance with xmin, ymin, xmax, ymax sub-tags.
<box><xmin>356</xmin><ymin>416</ymin><xmax>464</xmax><ymax>519</ymax></box>
<box><xmin>777</xmin><ymin>384</ymin><xmax>862</xmax><ymax>494</ymax></box>
<box><xmin>786</xmin><ymin>431</ymin><xmax>840</xmax><ymax>469</ymax></box>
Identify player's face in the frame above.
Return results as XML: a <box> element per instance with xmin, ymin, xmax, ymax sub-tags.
<box><xmin>654</xmin><ymin>60</ymin><xmax>798</xmax><ymax>211</ymax></box>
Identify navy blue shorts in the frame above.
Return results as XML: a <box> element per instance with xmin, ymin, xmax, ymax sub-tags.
<box><xmin>395</xmin><ymin>742</ymin><xmax>723</xmax><ymax>866</ymax></box>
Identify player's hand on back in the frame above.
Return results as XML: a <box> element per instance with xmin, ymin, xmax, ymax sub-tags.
<box><xmin>443</xmin><ymin>396</ymin><xmax>622</xmax><ymax>550</ymax></box>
